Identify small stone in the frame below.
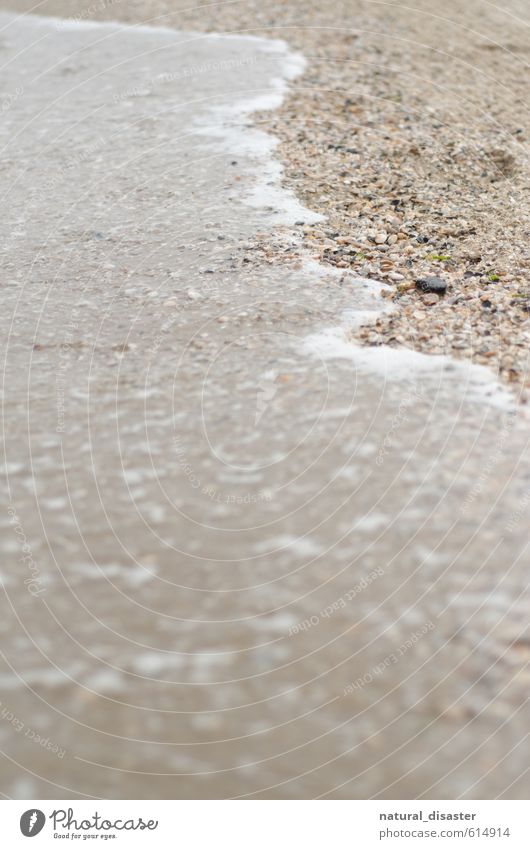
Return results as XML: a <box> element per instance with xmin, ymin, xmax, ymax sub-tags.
<box><xmin>388</xmin><ymin>272</ymin><xmax>404</xmax><ymax>281</ymax></box>
<box><xmin>422</xmin><ymin>293</ymin><xmax>439</xmax><ymax>306</ymax></box>
<box><xmin>387</xmin><ymin>234</ymin><xmax>398</xmax><ymax>245</ymax></box>
<box><xmin>374</xmin><ymin>232</ymin><xmax>387</xmax><ymax>244</ymax></box>
<box><xmin>416</xmin><ymin>276</ymin><xmax>447</xmax><ymax>294</ymax></box>
<box><xmin>187</xmin><ymin>289</ymin><xmax>201</xmax><ymax>300</ymax></box>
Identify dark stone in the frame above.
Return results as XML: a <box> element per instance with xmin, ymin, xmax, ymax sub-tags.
<box><xmin>416</xmin><ymin>276</ymin><xmax>447</xmax><ymax>294</ymax></box>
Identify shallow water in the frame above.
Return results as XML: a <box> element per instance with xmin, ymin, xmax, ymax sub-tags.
<box><xmin>0</xmin><ymin>12</ymin><xmax>529</xmax><ymax>799</ymax></box>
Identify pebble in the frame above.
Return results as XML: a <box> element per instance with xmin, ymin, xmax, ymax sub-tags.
<box><xmin>416</xmin><ymin>276</ymin><xmax>448</xmax><ymax>294</ymax></box>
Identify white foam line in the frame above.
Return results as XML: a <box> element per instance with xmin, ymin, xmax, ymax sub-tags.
<box><xmin>302</xmin><ymin>319</ymin><xmax>516</xmax><ymax>411</ymax></box>
<box><xmin>193</xmin><ymin>52</ymin><xmax>322</xmax><ymax>224</ymax></box>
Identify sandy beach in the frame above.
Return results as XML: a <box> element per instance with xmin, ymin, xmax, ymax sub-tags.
<box><xmin>0</xmin><ymin>1</ymin><xmax>529</xmax><ymax>802</ymax></box>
